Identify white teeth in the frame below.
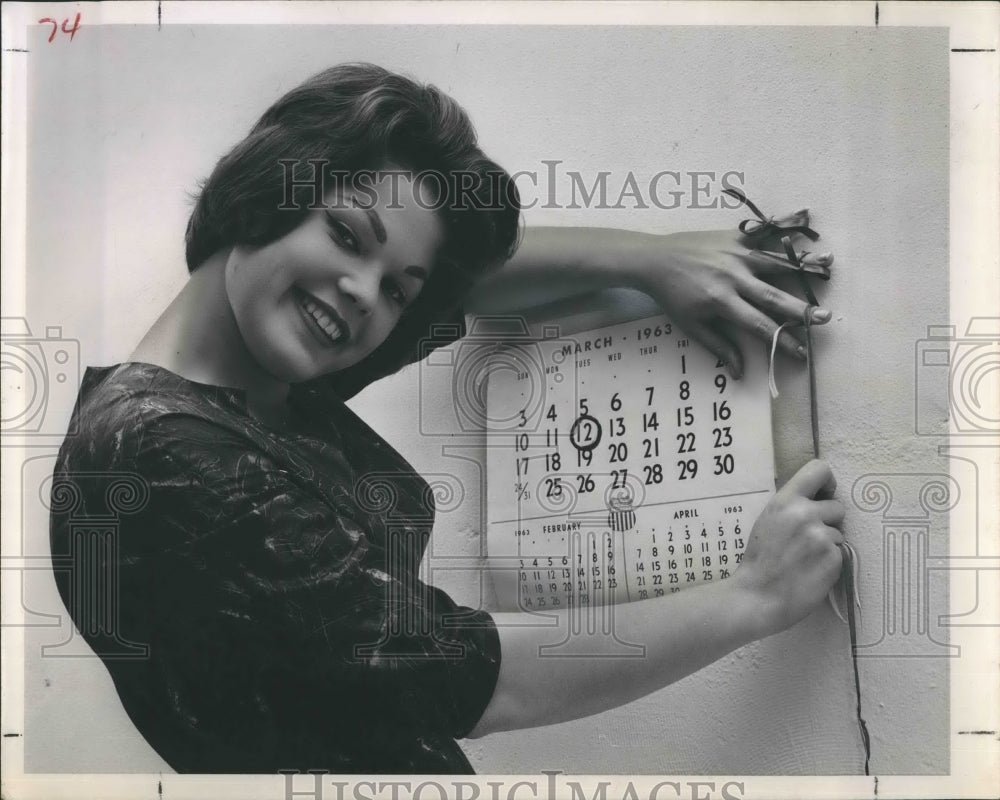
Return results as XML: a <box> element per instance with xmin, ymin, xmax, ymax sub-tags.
<box><xmin>301</xmin><ymin>298</ymin><xmax>343</xmax><ymax>343</ymax></box>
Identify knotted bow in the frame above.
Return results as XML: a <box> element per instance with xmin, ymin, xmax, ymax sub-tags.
<box><xmin>723</xmin><ymin>186</ymin><xmax>821</xmax><ymax>241</ymax></box>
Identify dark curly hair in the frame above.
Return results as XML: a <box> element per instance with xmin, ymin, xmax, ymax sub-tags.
<box><xmin>185</xmin><ymin>63</ymin><xmax>522</xmax><ymax>398</ymax></box>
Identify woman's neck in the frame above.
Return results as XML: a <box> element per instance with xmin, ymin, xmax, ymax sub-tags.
<box><xmin>129</xmin><ymin>252</ymin><xmax>291</xmax><ymax>415</ymax></box>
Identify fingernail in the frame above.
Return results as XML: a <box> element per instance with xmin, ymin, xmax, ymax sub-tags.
<box><xmin>728</xmin><ymin>362</ymin><xmax>743</xmax><ymax>380</ymax></box>
<box><xmin>796</xmin><ymin>346</ymin><xmax>808</xmax><ymax>360</ymax></box>
<box><xmin>812</xmin><ymin>307</ymin><xmax>832</xmax><ymax>323</ymax></box>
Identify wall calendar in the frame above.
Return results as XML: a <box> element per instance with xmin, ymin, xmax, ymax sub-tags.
<box><xmin>485</xmin><ymin>312</ymin><xmax>777</xmax><ymax>612</ymax></box>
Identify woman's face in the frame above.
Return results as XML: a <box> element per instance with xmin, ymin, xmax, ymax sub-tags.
<box><xmin>224</xmin><ymin>172</ymin><xmax>444</xmax><ymax>383</ymax></box>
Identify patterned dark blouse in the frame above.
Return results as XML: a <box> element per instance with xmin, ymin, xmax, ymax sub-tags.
<box><xmin>49</xmin><ymin>362</ymin><xmax>501</xmax><ymax>774</ymax></box>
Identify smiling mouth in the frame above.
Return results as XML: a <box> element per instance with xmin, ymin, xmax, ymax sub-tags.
<box><xmin>297</xmin><ymin>289</ymin><xmax>351</xmax><ymax>346</ymax></box>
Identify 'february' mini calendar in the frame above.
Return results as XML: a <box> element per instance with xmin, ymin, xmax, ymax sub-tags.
<box><xmin>484</xmin><ymin>311</ymin><xmax>776</xmax><ymax>612</ymax></box>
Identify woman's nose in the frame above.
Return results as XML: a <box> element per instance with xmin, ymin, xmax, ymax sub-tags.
<box><xmin>337</xmin><ymin>269</ymin><xmax>380</xmax><ymax>316</ymax></box>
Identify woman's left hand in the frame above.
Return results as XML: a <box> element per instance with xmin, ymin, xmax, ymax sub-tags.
<box><xmin>628</xmin><ymin>217</ymin><xmax>834</xmax><ymax>379</ymax></box>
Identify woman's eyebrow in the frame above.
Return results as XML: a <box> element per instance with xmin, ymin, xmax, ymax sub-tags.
<box><xmin>364</xmin><ymin>208</ymin><xmax>387</xmax><ymax>244</ymax></box>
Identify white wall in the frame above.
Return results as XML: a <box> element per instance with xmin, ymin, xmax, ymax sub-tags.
<box><xmin>22</xmin><ymin>23</ymin><xmax>951</xmax><ymax>774</ymax></box>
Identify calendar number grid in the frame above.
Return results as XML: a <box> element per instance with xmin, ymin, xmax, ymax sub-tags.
<box><xmin>485</xmin><ymin>315</ymin><xmax>776</xmax><ymax>612</ymax></box>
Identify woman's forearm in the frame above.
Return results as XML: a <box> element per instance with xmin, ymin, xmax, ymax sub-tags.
<box><xmin>464</xmin><ymin>226</ymin><xmax>660</xmax><ymax>314</ymax></box>
<box><xmin>467</xmin><ymin>575</ymin><xmax>772</xmax><ymax>737</ymax></box>
<box><xmin>462</xmin><ymin>222</ymin><xmax>832</xmax><ymax>372</ymax></box>
<box><xmin>467</xmin><ymin>460</ymin><xmax>846</xmax><ymax>738</ymax></box>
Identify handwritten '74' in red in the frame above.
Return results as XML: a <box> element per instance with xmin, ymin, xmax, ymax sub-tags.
<box><xmin>39</xmin><ymin>13</ymin><xmax>81</xmax><ymax>43</ymax></box>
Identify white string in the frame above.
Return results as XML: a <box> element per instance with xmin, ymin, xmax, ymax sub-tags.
<box><xmin>768</xmin><ymin>323</ymin><xmax>792</xmax><ymax>398</ymax></box>
<box><xmin>827</xmin><ymin>542</ymin><xmax>863</xmax><ymax>623</ymax></box>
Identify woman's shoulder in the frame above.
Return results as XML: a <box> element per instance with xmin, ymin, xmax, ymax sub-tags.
<box><xmin>57</xmin><ymin>362</ymin><xmax>256</xmax><ymax>468</ymax></box>
<box><xmin>77</xmin><ymin>362</ymin><xmax>249</xmax><ymax>423</ymax></box>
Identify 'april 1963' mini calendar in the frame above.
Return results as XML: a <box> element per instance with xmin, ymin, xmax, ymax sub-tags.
<box><xmin>484</xmin><ymin>312</ymin><xmax>776</xmax><ymax>612</ymax></box>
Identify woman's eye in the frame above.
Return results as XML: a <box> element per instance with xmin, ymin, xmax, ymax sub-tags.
<box><xmin>383</xmin><ymin>280</ymin><xmax>407</xmax><ymax>307</ymax></box>
<box><xmin>325</xmin><ymin>216</ymin><xmax>359</xmax><ymax>252</ymax></box>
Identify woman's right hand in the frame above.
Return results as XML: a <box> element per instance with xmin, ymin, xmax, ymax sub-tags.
<box><xmin>734</xmin><ymin>460</ymin><xmax>846</xmax><ymax>636</ymax></box>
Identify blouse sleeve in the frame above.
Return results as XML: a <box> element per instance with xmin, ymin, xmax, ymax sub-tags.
<box><xmin>126</xmin><ymin>411</ymin><xmax>500</xmax><ymax>742</ymax></box>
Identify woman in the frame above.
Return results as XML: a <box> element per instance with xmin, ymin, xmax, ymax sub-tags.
<box><xmin>49</xmin><ymin>63</ymin><xmax>844</xmax><ymax>774</ymax></box>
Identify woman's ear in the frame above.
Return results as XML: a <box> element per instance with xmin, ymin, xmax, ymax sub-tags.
<box><xmin>222</xmin><ymin>243</ymin><xmax>253</xmax><ymax>286</ymax></box>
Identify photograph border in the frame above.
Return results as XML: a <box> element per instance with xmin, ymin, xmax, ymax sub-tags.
<box><xmin>2</xmin><ymin>2</ymin><xmax>997</xmax><ymax>799</ymax></box>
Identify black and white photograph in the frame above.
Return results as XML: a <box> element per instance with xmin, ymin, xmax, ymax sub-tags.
<box><xmin>1</xmin><ymin>2</ymin><xmax>997</xmax><ymax>799</ymax></box>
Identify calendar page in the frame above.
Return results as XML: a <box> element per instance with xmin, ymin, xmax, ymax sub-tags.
<box><xmin>484</xmin><ymin>311</ymin><xmax>776</xmax><ymax>612</ymax></box>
